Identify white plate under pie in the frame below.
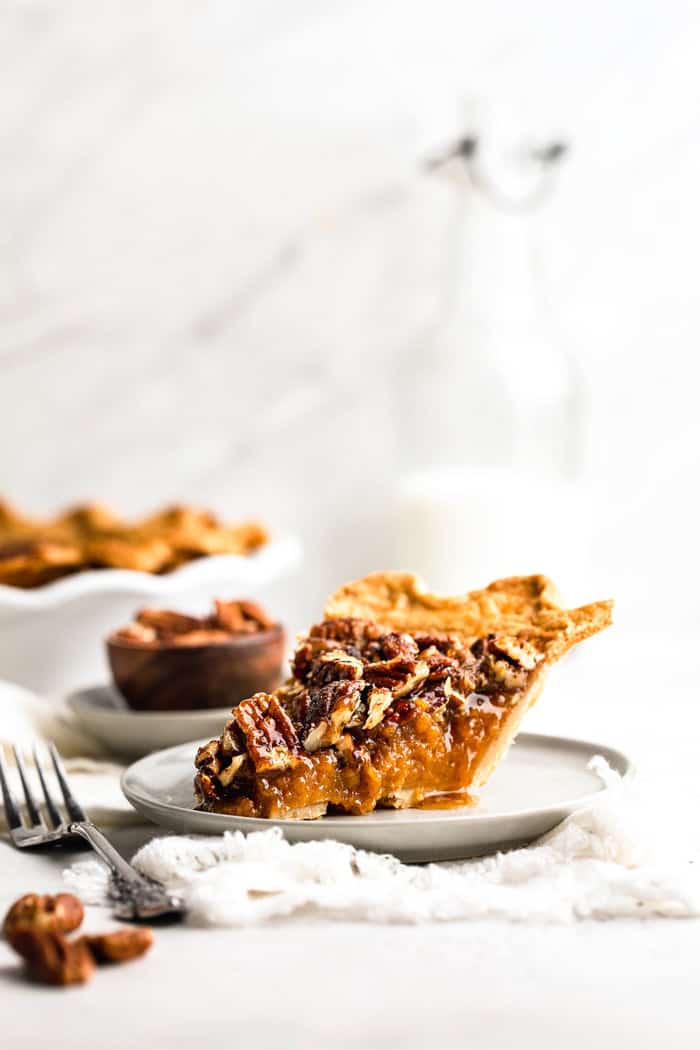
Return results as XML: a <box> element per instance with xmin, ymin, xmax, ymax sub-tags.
<box><xmin>121</xmin><ymin>733</ymin><xmax>633</xmax><ymax>862</ymax></box>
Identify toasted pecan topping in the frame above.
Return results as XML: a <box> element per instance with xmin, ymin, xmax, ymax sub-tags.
<box><xmin>217</xmin><ymin>754</ymin><xmax>249</xmax><ymax>786</ymax></box>
<box><xmin>194</xmin><ymin>615</ymin><xmax>546</xmax><ymax>799</ymax></box>
<box><xmin>303</xmin><ymin>680</ymin><xmax>364</xmax><ymax>752</ymax></box>
<box><xmin>195</xmin><ymin>739</ymin><xmax>223</xmax><ymax>774</ymax></box>
<box><xmin>233</xmin><ymin>693</ymin><xmax>300</xmax><ymax>772</ymax></box>
<box><xmin>363</xmin><ymin>656</ymin><xmax>429</xmax><ymax>696</ymax></box>
<box><xmin>362</xmin><ymin>687</ymin><xmax>394</xmax><ymax>730</ymax></box>
<box><xmin>307</xmin><ymin>618</ymin><xmax>384</xmax><ymax>647</ymax></box>
<box><xmin>307</xmin><ymin>650</ymin><xmax>364</xmax><ymax>688</ymax></box>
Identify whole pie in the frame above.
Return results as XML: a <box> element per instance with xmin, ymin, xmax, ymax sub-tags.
<box><xmin>0</xmin><ymin>501</ymin><xmax>268</xmax><ymax>588</ymax></box>
<box><xmin>195</xmin><ymin>573</ymin><xmax>612</xmax><ymax>818</ymax></box>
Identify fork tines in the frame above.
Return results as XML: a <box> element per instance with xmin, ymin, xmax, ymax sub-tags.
<box><xmin>0</xmin><ymin>742</ymin><xmax>86</xmax><ymax>841</ymax></box>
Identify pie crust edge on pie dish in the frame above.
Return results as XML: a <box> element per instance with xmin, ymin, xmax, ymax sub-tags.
<box><xmin>194</xmin><ymin>573</ymin><xmax>613</xmax><ymax>819</ymax></box>
<box><xmin>0</xmin><ymin>501</ymin><xmax>268</xmax><ymax>587</ymax></box>
<box><xmin>325</xmin><ymin>572</ymin><xmax>613</xmax><ymax>794</ymax></box>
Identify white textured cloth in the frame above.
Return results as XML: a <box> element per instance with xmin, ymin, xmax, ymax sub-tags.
<box><xmin>66</xmin><ymin>764</ymin><xmax>700</xmax><ymax>925</ymax></box>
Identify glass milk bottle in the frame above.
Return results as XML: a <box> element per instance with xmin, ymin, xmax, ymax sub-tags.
<box><xmin>396</xmin><ymin>135</ymin><xmax>588</xmax><ymax>593</ymax></box>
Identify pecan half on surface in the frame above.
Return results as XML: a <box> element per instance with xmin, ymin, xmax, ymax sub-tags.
<box><xmin>10</xmin><ymin>929</ymin><xmax>95</xmax><ymax>986</ymax></box>
<box><xmin>3</xmin><ymin>893</ymin><xmax>84</xmax><ymax>942</ymax></box>
<box><xmin>82</xmin><ymin>927</ymin><xmax>153</xmax><ymax>964</ymax></box>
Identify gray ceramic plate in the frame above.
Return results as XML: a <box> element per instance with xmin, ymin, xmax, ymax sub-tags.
<box><xmin>121</xmin><ymin>733</ymin><xmax>633</xmax><ymax>861</ymax></box>
<box><xmin>67</xmin><ymin>685</ymin><xmax>232</xmax><ymax>760</ymax></box>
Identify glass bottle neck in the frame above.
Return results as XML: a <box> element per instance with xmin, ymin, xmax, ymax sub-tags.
<box><xmin>444</xmin><ymin>192</ymin><xmax>541</xmax><ymax>336</ymax></box>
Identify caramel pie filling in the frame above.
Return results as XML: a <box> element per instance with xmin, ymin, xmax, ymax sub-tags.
<box><xmin>194</xmin><ymin>618</ymin><xmax>544</xmax><ymax>818</ymax></box>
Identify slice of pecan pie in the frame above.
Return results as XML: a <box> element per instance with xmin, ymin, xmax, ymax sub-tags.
<box><xmin>194</xmin><ymin>573</ymin><xmax>612</xmax><ymax>818</ymax></box>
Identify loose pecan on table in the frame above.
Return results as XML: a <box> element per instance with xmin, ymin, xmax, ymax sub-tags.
<box><xmin>10</xmin><ymin>929</ymin><xmax>95</xmax><ymax>986</ymax></box>
<box><xmin>2</xmin><ymin>891</ymin><xmax>154</xmax><ymax>988</ymax></box>
<box><xmin>3</xmin><ymin>893</ymin><xmax>84</xmax><ymax>942</ymax></box>
<box><xmin>81</xmin><ymin>928</ymin><xmax>154</xmax><ymax>964</ymax></box>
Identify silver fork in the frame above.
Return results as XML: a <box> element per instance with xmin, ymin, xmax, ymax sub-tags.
<box><xmin>0</xmin><ymin>742</ymin><xmax>183</xmax><ymax>921</ymax></box>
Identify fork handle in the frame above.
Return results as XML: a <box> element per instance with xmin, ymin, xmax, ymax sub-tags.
<box><xmin>70</xmin><ymin>821</ymin><xmax>183</xmax><ymax>920</ymax></box>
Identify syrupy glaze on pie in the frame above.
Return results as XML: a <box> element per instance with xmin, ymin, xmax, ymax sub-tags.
<box><xmin>194</xmin><ymin>617</ymin><xmax>545</xmax><ymax>818</ymax></box>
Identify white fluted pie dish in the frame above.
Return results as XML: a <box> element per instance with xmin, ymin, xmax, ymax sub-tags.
<box><xmin>0</xmin><ymin>534</ymin><xmax>301</xmax><ymax>695</ymax></box>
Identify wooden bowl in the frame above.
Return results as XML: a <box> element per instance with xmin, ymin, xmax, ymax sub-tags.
<box><xmin>106</xmin><ymin>624</ymin><xmax>285</xmax><ymax>712</ymax></box>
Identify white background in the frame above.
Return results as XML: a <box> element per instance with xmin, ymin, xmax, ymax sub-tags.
<box><xmin>1</xmin><ymin>0</ymin><xmax>698</xmax><ymax>628</ymax></box>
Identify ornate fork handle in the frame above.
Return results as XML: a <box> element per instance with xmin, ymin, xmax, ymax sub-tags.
<box><xmin>71</xmin><ymin>821</ymin><xmax>183</xmax><ymax>920</ymax></box>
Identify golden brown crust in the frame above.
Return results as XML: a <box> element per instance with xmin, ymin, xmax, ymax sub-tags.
<box><xmin>0</xmin><ymin>540</ymin><xmax>85</xmax><ymax>588</ymax></box>
<box><xmin>325</xmin><ymin>572</ymin><xmax>613</xmax><ymax>665</ymax></box>
<box><xmin>467</xmin><ymin>672</ymin><xmax>546</xmax><ymax>790</ymax></box>
<box><xmin>325</xmin><ymin>572</ymin><xmax>612</xmax><ymax>792</ymax></box>
<box><xmin>0</xmin><ymin>501</ymin><xmax>268</xmax><ymax>587</ymax></box>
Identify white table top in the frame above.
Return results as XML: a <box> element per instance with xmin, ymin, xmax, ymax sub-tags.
<box><xmin>2</xmin><ymin>824</ymin><xmax>698</xmax><ymax>1050</ymax></box>
<box><xmin>2</xmin><ymin>632</ymin><xmax>699</xmax><ymax>1050</ymax></box>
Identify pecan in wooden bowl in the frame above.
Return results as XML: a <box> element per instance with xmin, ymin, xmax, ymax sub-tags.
<box><xmin>107</xmin><ymin>599</ymin><xmax>285</xmax><ymax>712</ymax></box>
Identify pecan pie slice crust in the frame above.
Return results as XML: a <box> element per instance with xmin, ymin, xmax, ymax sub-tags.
<box><xmin>194</xmin><ymin>573</ymin><xmax>612</xmax><ymax>819</ymax></box>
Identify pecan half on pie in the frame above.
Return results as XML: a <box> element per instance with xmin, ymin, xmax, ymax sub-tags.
<box><xmin>195</xmin><ymin>573</ymin><xmax>613</xmax><ymax>819</ymax></box>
